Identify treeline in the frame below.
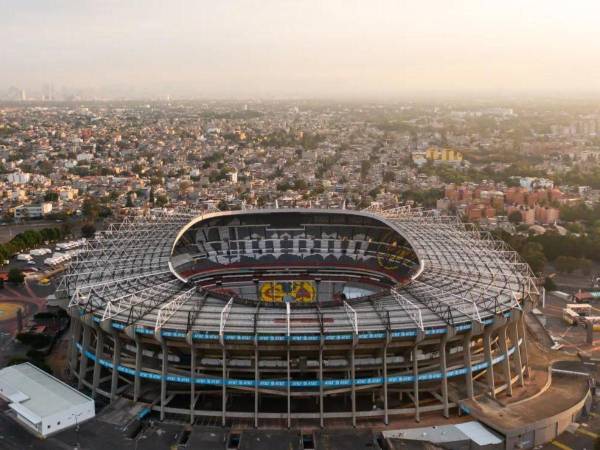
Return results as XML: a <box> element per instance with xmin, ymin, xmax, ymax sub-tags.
<box><xmin>531</xmin><ymin>233</ymin><xmax>600</xmax><ymax>262</ymax></box>
<box><xmin>556</xmin><ymin>166</ymin><xmax>600</xmax><ymax>189</ymax></box>
<box><xmin>493</xmin><ymin>229</ymin><xmax>600</xmax><ymax>275</ymax></box>
<box><xmin>559</xmin><ymin>203</ymin><xmax>600</xmax><ymax>223</ymax></box>
<box><xmin>200</xmin><ymin>110</ymin><xmax>263</xmax><ymax>120</ymax></box>
<box><xmin>0</xmin><ymin>227</ymin><xmax>66</xmax><ymax>261</ymax></box>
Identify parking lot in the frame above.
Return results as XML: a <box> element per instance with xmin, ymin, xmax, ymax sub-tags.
<box><xmin>538</xmin><ymin>291</ymin><xmax>600</xmax><ymax>358</ymax></box>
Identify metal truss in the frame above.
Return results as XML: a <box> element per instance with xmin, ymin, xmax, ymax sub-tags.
<box><xmin>390</xmin><ymin>287</ymin><xmax>424</xmax><ymax>330</ymax></box>
<box><xmin>155</xmin><ymin>287</ymin><xmax>197</xmax><ymax>332</ymax></box>
<box><xmin>219</xmin><ymin>298</ymin><xmax>234</xmax><ymax>339</ymax></box>
<box><xmin>101</xmin><ymin>279</ymin><xmax>182</xmax><ymax>322</ymax></box>
<box><xmin>408</xmin><ymin>279</ymin><xmax>483</xmax><ymax>324</ymax></box>
<box><xmin>343</xmin><ymin>301</ymin><xmax>359</xmax><ymax>334</ymax></box>
<box><xmin>62</xmin><ymin>206</ymin><xmax>538</xmax><ymax>335</ymax></box>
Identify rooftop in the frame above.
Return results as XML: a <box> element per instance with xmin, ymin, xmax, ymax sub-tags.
<box><xmin>0</xmin><ymin>363</ymin><xmax>93</xmax><ymax>422</ymax></box>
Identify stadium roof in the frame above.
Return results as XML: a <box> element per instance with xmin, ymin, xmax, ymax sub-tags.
<box><xmin>59</xmin><ymin>206</ymin><xmax>538</xmax><ymax>338</ymax></box>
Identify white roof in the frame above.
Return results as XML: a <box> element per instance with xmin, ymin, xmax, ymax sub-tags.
<box><xmin>0</xmin><ymin>363</ymin><xmax>93</xmax><ymax>419</ymax></box>
<box><xmin>10</xmin><ymin>402</ymin><xmax>42</xmax><ymax>425</ymax></box>
<box><xmin>455</xmin><ymin>422</ymin><xmax>503</xmax><ymax>445</ymax></box>
<box><xmin>382</xmin><ymin>421</ymin><xmax>501</xmax><ymax>446</ymax></box>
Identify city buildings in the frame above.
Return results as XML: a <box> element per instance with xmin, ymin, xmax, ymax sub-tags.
<box><xmin>14</xmin><ymin>202</ymin><xmax>53</xmax><ymax>219</ymax></box>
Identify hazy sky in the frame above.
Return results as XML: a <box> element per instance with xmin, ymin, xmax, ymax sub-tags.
<box><xmin>2</xmin><ymin>0</ymin><xmax>600</xmax><ymax>98</ymax></box>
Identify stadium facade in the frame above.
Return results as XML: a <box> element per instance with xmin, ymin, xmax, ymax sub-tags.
<box><xmin>59</xmin><ymin>207</ymin><xmax>538</xmax><ymax>427</ymax></box>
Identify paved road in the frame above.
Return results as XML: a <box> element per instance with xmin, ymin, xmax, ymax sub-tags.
<box><xmin>0</xmin><ymin>403</ymin><xmax>172</xmax><ymax>450</ymax></box>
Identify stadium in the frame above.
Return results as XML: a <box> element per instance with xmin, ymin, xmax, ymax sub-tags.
<box><xmin>59</xmin><ymin>207</ymin><xmax>538</xmax><ymax>427</ymax></box>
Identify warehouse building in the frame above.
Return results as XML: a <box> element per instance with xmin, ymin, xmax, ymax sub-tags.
<box><xmin>0</xmin><ymin>363</ymin><xmax>95</xmax><ymax>438</ymax></box>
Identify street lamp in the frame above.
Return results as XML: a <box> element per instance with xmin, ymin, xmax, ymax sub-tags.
<box><xmin>71</xmin><ymin>412</ymin><xmax>82</xmax><ymax>450</ymax></box>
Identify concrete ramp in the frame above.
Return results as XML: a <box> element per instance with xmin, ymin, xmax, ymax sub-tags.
<box><xmin>460</xmin><ymin>371</ymin><xmax>591</xmax><ymax>449</ymax></box>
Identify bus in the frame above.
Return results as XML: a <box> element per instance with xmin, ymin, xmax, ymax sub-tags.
<box><xmin>584</xmin><ymin>316</ymin><xmax>600</xmax><ymax>331</ymax></box>
<box><xmin>565</xmin><ymin>303</ymin><xmax>592</xmax><ymax>316</ymax></box>
<box><xmin>562</xmin><ymin>308</ymin><xmax>580</xmax><ymax>326</ymax></box>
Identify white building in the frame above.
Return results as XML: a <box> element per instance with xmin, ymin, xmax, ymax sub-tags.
<box><xmin>411</xmin><ymin>152</ymin><xmax>428</xmax><ymax>168</ymax></box>
<box><xmin>14</xmin><ymin>202</ymin><xmax>53</xmax><ymax>219</ymax></box>
<box><xmin>227</xmin><ymin>169</ymin><xmax>238</xmax><ymax>184</ymax></box>
<box><xmin>0</xmin><ymin>363</ymin><xmax>95</xmax><ymax>438</ymax></box>
<box><xmin>6</xmin><ymin>171</ymin><xmax>31</xmax><ymax>184</ymax></box>
<box><xmin>76</xmin><ymin>152</ymin><xmax>94</xmax><ymax>162</ymax></box>
<box><xmin>519</xmin><ymin>177</ymin><xmax>554</xmax><ymax>190</ymax></box>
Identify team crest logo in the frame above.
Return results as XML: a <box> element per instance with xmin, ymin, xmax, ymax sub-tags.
<box><xmin>260</xmin><ymin>281</ymin><xmax>316</xmax><ymax>303</ymax></box>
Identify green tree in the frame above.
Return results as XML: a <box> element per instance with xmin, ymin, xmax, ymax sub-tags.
<box><xmin>508</xmin><ymin>210</ymin><xmax>523</xmax><ymax>224</ymax></box>
<box><xmin>149</xmin><ymin>187</ymin><xmax>155</xmax><ymax>206</ymax></box>
<box><xmin>44</xmin><ymin>191</ymin><xmax>59</xmax><ymax>202</ymax></box>
<box><xmin>579</xmin><ymin>258</ymin><xmax>593</xmax><ymax>275</ymax></box>
<box><xmin>81</xmin><ymin>223</ymin><xmax>96</xmax><ymax>239</ymax></box>
<box><xmin>155</xmin><ymin>195</ymin><xmax>168</xmax><ymax>207</ymax></box>
<box><xmin>543</xmin><ymin>276</ymin><xmax>557</xmax><ymax>291</ymax></box>
<box><xmin>125</xmin><ymin>193</ymin><xmax>135</xmax><ymax>208</ymax></box>
<box><xmin>555</xmin><ymin>256</ymin><xmax>580</xmax><ymax>274</ymax></box>
<box><xmin>520</xmin><ymin>242</ymin><xmax>547</xmax><ymax>275</ymax></box>
<box><xmin>82</xmin><ymin>196</ymin><xmax>100</xmax><ymax>219</ymax></box>
<box><xmin>360</xmin><ymin>160</ymin><xmax>371</xmax><ymax>179</ymax></box>
<box><xmin>8</xmin><ymin>268</ymin><xmax>25</xmax><ymax>284</ymax></box>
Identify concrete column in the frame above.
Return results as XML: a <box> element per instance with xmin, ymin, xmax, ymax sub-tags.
<box><xmin>160</xmin><ymin>342</ymin><xmax>168</xmax><ymax>421</ymax></box>
<box><xmin>287</xmin><ymin>347</ymin><xmax>291</xmax><ymax>429</ymax></box>
<box><xmin>413</xmin><ymin>345</ymin><xmax>420</xmax><ymax>422</ymax></box>
<box><xmin>383</xmin><ymin>338</ymin><xmax>389</xmax><ymax>425</ymax></box>
<box><xmin>110</xmin><ymin>334</ymin><xmax>121</xmax><ymax>403</ymax></box>
<box><xmin>222</xmin><ymin>347</ymin><xmax>227</xmax><ymax>427</ymax></box>
<box><xmin>134</xmin><ymin>337</ymin><xmax>143</xmax><ymax>402</ymax></box>
<box><xmin>463</xmin><ymin>332</ymin><xmax>474</xmax><ymax>399</ymax></box>
<box><xmin>440</xmin><ymin>335</ymin><xmax>449</xmax><ymax>418</ymax></box>
<box><xmin>509</xmin><ymin>320</ymin><xmax>524</xmax><ymax>387</ymax></box>
<box><xmin>254</xmin><ymin>344</ymin><xmax>259</xmax><ymax>428</ymax></box>
<box><xmin>190</xmin><ymin>345</ymin><xmax>196</xmax><ymax>424</ymax></box>
<box><xmin>483</xmin><ymin>328</ymin><xmax>496</xmax><ymax>398</ymax></box>
<box><xmin>319</xmin><ymin>343</ymin><xmax>324</xmax><ymax>428</ymax></box>
<box><xmin>498</xmin><ymin>325</ymin><xmax>512</xmax><ymax>396</ymax></box>
<box><xmin>519</xmin><ymin>315</ymin><xmax>530</xmax><ymax>378</ymax></box>
<box><xmin>350</xmin><ymin>346</ymin><xmax>356</xmax><ymax>428</ymax></box>
<box><xmin>69</xmin><ymin>317</ymin><xmax>82</xmax><ymax>376</ymax></box>
<box><xmin>78</xmin><ymin>324</ymin><xmax>91</xmax><ymax>389</ymax></box>
<box><xmin>91</xmin><ymin>329</ymin><xmax>104</xmax><ymax>398</ymax></box>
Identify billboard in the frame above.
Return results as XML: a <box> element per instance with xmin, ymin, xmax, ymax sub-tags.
<box><xmin>259</xmin><ymin>281</ymin><xmax>316</xmax><ymax>303</ymax></box>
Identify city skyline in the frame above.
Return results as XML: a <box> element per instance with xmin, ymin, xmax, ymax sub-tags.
<box><xmin>2</xmin><ymin>0</ymin><xmax>600</xmax><ymax>99</ymax></box>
